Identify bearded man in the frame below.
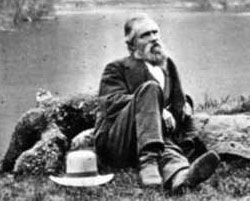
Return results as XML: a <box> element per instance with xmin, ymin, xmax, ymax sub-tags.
<box><xmin>94</xmin><ymin>14</ymin><xmax>220</xmax><ymax>192</ymax></box>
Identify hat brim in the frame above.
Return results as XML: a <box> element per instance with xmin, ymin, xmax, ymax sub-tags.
<box><xmin>49</xmin><ymin>174</ymin><xmax>114</xmax><ymax>187</ymax></box>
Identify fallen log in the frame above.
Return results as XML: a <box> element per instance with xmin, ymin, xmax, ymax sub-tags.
<box><xmin>194</xmin><ymin>113</ymin><xmax>250</xmax><ymax>159</ymax></box>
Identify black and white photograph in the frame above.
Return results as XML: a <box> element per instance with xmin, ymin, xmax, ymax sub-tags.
<box><xmin>1</xmin><ymin>0</ymin><xmax>250</xmax><ymax>200</ymax></box>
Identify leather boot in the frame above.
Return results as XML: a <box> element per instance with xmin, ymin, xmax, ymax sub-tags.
<box><xmin>139</xmin><ymin>151</ymin><xmax>162</xmax><ymax>186</ymax></box>
<box><xmin>170</xmin><ymin>150</ymin><xmax>220</xmax><ymax>193</ymax></box>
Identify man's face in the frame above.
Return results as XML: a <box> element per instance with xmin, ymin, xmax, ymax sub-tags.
<box><xmin>132</xmin><ymin>19</ymin><xmax>166</xmax><ymax>65</ymax></box>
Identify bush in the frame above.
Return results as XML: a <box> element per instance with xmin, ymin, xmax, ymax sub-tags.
<box><xmin>0</xmin><ymin>0</ymin><xmax>55</xmax><ymax>29</ymax></box>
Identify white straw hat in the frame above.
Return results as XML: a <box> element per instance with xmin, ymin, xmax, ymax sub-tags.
<box><xmin>49</xmin><ymin>150</ymin><xmax>114</xmax><ymax>187</ymax></box>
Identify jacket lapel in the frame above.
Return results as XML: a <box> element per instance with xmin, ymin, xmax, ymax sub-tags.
<box><xmin>123</xmin><ymin>57</ymin><xmax>148</xmax><ymax>93</ymax></box>
<box><xmin>162</xmin><ymin>60</ymin><xmax>171</xmax><ymax>106</ymax></box>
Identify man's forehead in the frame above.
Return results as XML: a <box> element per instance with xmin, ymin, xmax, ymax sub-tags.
<box><xmin>133</xmin><ymin>18</ymin><xmax>160</xmax><ymax>36</ymax></box>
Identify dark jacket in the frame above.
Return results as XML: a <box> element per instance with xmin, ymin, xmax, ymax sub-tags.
<box><xmin>94</xmin><ymin>56</ymin><xmax>186</xmax><ymax>140</ymax></box>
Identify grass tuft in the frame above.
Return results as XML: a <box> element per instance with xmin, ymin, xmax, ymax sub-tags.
<box><xmin>196</xmin><ymin>94</ymin><xmax>250</xmax><ymax>115</ymax></box>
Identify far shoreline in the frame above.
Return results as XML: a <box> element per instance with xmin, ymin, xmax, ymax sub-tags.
<box><xmin>54</xmin><ymin>1</ymin><xmax>250</xmax><ymax>15</ymax></box>
<box><xmin>1</xmin><ymin>1</ymin><xmax>250</xmax><ymax>29</ymax></box>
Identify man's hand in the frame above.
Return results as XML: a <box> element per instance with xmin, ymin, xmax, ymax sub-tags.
<box><xmin>183</xmin><ymin>101</ymin><xmax>193</xmax><ymax>117</ymax></box>
<box><xmin>162</xmin><ymin>109</ymin><xmax>176</xmax><ymax>132</ymax></box>
<box><xmin>70</xmin><ymin>128</ymin><xmax>94</xmax><ymax>150</ymax></box>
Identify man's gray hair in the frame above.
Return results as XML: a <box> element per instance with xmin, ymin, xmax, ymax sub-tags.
<box><xmin>124</xmin><ymin>13</ymin><xmax>152</xmax><ymax>47</ymax></box>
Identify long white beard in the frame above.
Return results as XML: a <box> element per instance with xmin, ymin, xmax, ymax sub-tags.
<box><xmin>141</xmin><ymin>43</ymin><xmax>167</xmax><ymax>66</ymax></box>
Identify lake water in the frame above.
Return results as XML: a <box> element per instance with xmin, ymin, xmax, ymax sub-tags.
<box><xmin>1</xmin><ymin>5</ymin><xmax>250</xmax><ymax>157</ymax></box>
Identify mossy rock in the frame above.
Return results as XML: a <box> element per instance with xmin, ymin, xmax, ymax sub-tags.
<box><xmin>14</xmin><ymin>124</ymin><xmax>68</xmax><ymax>175</ymax></box>
<box><xmin>1</xmin><ymin>91</ymin><xmax>98</xmax><ymax>173</ymax></box>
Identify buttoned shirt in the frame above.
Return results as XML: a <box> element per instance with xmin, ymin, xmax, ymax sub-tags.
<box><xmin>145</xmin><ymin>62</ymin><xmax>165</xmax><ymax>90</ymax></box>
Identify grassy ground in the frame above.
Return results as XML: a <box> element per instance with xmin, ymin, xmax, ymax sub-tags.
<box><xmin>2</xmin><ymin>159</ymin><xmax>250</xmax><ymax>201</ymax></box>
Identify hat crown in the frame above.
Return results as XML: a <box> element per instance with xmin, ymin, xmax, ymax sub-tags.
<box><xmin>66</xmin><ymin>150</ymin><xmax>97</xmax><ymax>174</ymax></box>
<box><xmin>49</xmin><ymin>149</ymin><xmax>114</xmax><ymax>186</ymax></box>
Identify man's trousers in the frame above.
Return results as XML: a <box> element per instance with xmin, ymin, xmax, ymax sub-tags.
<box><xmin>96</xmin><ymin>81</ymin><xmax>190</xmax><ymax>183</ymax></box>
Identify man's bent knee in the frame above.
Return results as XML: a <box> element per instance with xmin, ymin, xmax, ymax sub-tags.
<box><xmin>135</xmin><ymin>80</ymin><xmax>163</xmax><ymax>101</ymax></box>
<box><xmin>140</xmin><ymin>80</ymin><xmax>162</xmax><ymax>92</ymax></box>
